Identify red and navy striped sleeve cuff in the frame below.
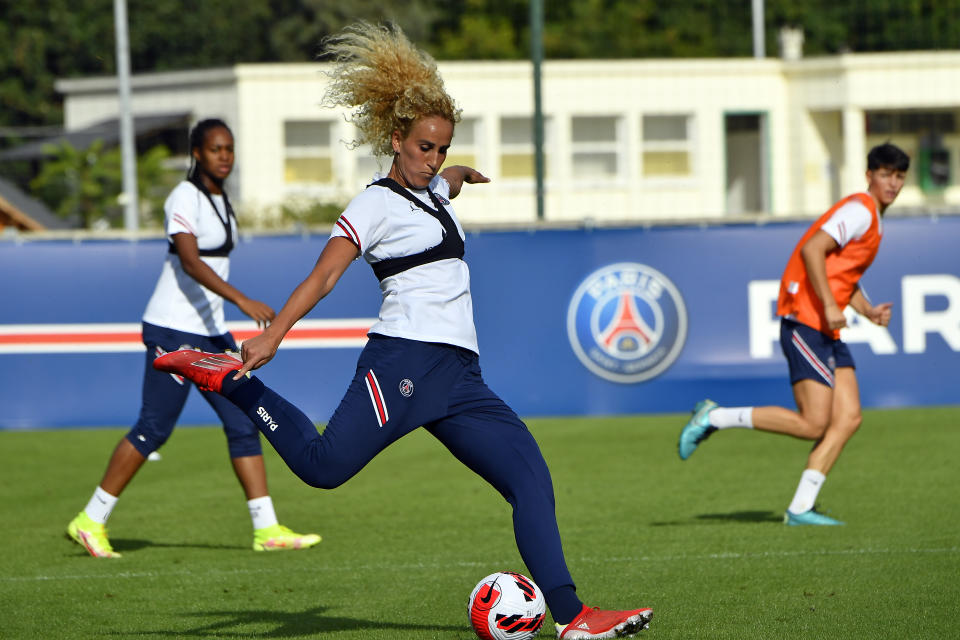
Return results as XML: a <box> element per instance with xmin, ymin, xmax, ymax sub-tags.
<box><xmin>335</xmin><ymin>216</ymin><xmax>361</xmax><ymax>252</ymax></box>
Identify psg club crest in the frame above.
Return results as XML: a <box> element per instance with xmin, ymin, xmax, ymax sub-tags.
<box><xmin>566</xmin><ymin>262</ymin><xmax>687</xmax><ymax>383</ymax></box>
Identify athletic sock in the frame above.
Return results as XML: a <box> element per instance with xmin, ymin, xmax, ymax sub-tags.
<box><xmin>247</xmin><ymin>495</ymin><xmax>279</xmax><ymax>530</ymax></box>
<box><xmin>787</xmin><ymin>469</ymin><xmax>826</xmax><ymax>515</ymax></box>
<box><xmin>708</xmin><ymin>406</ymin><xmax>754</xmax><ymax>429</ymax></box>
<box><xmin>84</xmin><ymin>486</ymin><xmax>119</xmax><ymax>525</ymax></box>
<box><xmin>545</xmin><ymin>585</ymin><xmax>582</xmax><ymax>626</ymax></box>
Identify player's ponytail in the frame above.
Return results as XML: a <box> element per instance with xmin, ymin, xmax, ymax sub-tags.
<box><xmin>321</xmin><ymin>22</ymin><xmax>460</xmax><ymax>156</ymax></box>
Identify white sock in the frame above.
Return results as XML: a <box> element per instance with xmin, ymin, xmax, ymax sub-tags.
<box><xmin>787</xmin><ymin>469</ymin><xmax>826</xmax><ymax>515</ymax></box>
<box><xmin>708</xmin><ymin>406</ymin><xmax>754</xmax><ymax>429</ymax></box>
<box><xmin>84</xmin><ymin>486</ymin><xmax>119</xmax><ymax>525</ymax></box>
<box><xmin>248</xmin><ymin>496</ymin><xmax>279</xmax><ymax>530</ymax></box>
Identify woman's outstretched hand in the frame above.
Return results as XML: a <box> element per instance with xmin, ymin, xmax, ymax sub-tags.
<box><xmin>235</xmin><ymin>329</ymin><xmax>282</xmax><ymax>379</ymax></box>
<box><xmin>237</xmin><ymin>297</ymin><xmax>276</xmax><ymax>328</ymax></box>
<box><xmin>441</xmin><ymin>165</ymin><xmax>490</xmax><ymax>198</ymax></box>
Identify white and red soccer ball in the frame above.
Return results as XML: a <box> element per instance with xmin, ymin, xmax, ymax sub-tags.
<box><xmin>468</xmin><ymin>571</ymin><xmax>546</xmax><ymax>640</ymax></box>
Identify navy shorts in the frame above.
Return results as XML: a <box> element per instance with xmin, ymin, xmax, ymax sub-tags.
<box><xmin>779</xmin><ymin>318</ymin><xmax>855</xmax><ymax>388</ymax></box>
<box><xmin>126</xmin><ymin>322</ymin><xmax>262</xmax><ymax>459</ymax></box>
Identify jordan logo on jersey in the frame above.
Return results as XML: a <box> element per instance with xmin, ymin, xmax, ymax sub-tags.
<box><xmin>567</xmin><ymin>262</ymin><xmax>688</xmax><ymax>383</ymax></box>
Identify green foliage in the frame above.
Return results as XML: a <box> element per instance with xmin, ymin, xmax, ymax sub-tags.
<box><xmin>247</xmin><ymin>196</ymin><xmax>345</xmax><ymax>230</ymax></box>
<box><xmin>268</xmin><ymin>0</ymin><xmax>441</xmax><ymax>62</ymax></box>
<box><xmin>435</xmin><ymin>15</ymin><xmax>523</xmax><ymax>60</ymax></box>
<box><xmin>1</xmin><ymin>407</ymin><xmax>959</xmax><ymax>638</ymax></box>
<box><xmin>29</xmin><ymin>139</ymin><xmax>176</xmax><ymax>229</ymax></box>
<box><xmin>3</xmin><ymin>0</ymin><xmax>960</xmax><ymax>130</ymax></box>
<box><xmin>431</xmin><ymin>0</ymin><xmax>530</xmax><ymax>59</ymax></box>
<box><xmin>29</xmin><ymin>139</ymin><xmax>119</xmax><ymax>227</ymax></box>
<box><xmin>433</xmin><ymin>0</ymin><xmax>960</xmax><ymax>60</ymax></box>
<box><xmin>542</xmin><ymin>0</ymin><xmax>757</xmax><ymax>58</ymax></box>
<box><xmin>137</xmin><ymin>145</ymin><xmax>181</xmax><ymax>227</ymax></box>
<box><xmin>766</xmin><ymin>0</ymin><xmax>960</xmax><ymax>55</ymax></box>
<box><xmin>0</xmin><ymin>0</ymin><xmax>444</xmax><ymax>129</ymax></box>
<box><xmin>0</xmin><ymin>0</ymin><xmax>115</xmax><ymax>127</ymax></box>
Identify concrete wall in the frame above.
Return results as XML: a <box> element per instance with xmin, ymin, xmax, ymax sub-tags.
<box><xmin>55</xmin><ymin>52</ymin><xmax>960</xmax><ymax>224</ymax></box>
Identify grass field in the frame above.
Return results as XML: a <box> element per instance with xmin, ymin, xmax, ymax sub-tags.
<box><xmin>2</xmin><ymin>407</ymin><xmax>958</xmax><ymax>639</ymax></box>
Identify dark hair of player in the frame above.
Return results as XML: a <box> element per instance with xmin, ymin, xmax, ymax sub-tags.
<box><xmin>868</xmin><ymin>142</ymin><xmax>910</xmax><ymax>172</ymax></box>
<box><xmin>187</xmin><ymin>118</ymin><xmax>233</xmax><ymax>182</ymax></box>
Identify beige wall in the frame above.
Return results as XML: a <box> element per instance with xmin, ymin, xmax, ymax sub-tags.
<box><xmin>56</xmin><ymin>52</ymin><xmax>960</xmax><ymax>224</ymax></box>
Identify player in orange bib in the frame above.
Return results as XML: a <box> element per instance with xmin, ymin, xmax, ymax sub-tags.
<box><xmin>678</xmin><ymin>142</ymin><xmax>910</xmax><ymax>525</ymax></box>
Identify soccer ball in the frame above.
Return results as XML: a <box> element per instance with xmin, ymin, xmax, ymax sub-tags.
<box><xmin>468</xmin><ymin>571</ymin><xmax>546</xmax><ymax>640</ymax></box>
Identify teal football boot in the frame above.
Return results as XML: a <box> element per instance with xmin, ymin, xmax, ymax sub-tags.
<box><xmin>784</xmin><ymin>507</ymin><xmax>844</xmax><ymax>526</ymax></box>
<box><xmin>678</xmin><ymin>399</ymin><xmax>718</xmax><ymax>460</ymax></box>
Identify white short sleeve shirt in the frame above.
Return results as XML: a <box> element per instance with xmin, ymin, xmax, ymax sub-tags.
<box><xmin>142</xmin><ymin>180</ymin><xmax>236</xmax><ymax>336</ymax></box>
<box><xmin>331</xmin><ymin>174</ymin><xmax>478</xmax><ymax>354</ymax></box>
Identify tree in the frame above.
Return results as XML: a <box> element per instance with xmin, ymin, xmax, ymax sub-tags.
<box><xmin>766</xmin><ymin>0</ymin><xmax>960</xmax><ymax>55</ymax></box>
<box><xmin>430</xmin><ymin>0</ymin><xmax>529</xmax><ymax>60</ymax></box>
<box><xmin>0</xmin><ymin>0</ymin><xmax>115</xmax><ymax>128</ymax></box>
<box><xmin>3</xmin><ymin>0</ymin><xmax>960</xmax><ymax>132</ymax></box>
<box><xmin>30</xmin><ymin>139</ymin><xmax>174</xmax><ymax>229</ymax></box>
<box><xmin>267</xmin><ymin>0</ymin><xmax>441</xmax><ymax>62</ymax></box>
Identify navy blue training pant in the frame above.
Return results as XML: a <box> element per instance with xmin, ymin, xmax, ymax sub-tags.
<box><xmin>227</xmin><ymin>334</ymin><xmax>577</xmax><ymax>603</ymax></box>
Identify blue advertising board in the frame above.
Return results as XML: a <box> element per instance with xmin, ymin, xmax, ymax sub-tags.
<box><xmin>1</xmin><ymin>215</ymin><xmax>957</xmax><ymax>429</ymax></box>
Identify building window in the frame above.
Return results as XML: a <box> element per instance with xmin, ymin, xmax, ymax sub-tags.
<box><xmin>447</xmin><ymin>117</ymin><xmax>479</xmax><ymax>170</ymax></box>
<box><xmin>867</xmin><ymin>110</ymin><xmax>956</xmax><ymax>192</ymax></box>
<box><xmin>572</xmin><ymin>116</ymin><xmax>620</xmax><ymax>179</ymax></box>
<box><xmin>866</xmin><ymin>110</ymin><xmax>956</xmax><ymax>135</ymax></box>
<box><xmin>284</xmin><ymin>120</ymin><xmax>333</xmax><ymax>184</ymax></box>
<box><xmin>641</xmin><ymin>114</ymin><xmax>693</xmax><ymax>177</ymax></box>
<box><xmin>354</xmin><ymin>145</ymin><xmax>382</xmax><ymax>186</ymax></box>
<box><xmin>500</xmin><ymin>116</ymin><xmax>549</xmax><ymax>178</ymax></box>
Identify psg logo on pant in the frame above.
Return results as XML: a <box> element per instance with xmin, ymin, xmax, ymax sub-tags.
<box><xmin>566</xmin><ymin>262</ymin><xmax>687</xmax><ymax>383</ymax></box>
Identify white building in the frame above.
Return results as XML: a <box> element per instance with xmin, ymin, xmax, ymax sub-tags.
<box><xmin>54</xmin><ymin>50</ymin><xmax>960</xmax><ymax>225</ymax></box>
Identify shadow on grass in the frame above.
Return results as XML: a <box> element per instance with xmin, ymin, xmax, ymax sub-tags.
<box><xmin>117</xmin><ymin>605</ymin><xmax>465</xmax><ymax>637</ymax></box>
<box><xmin>125</xmin><ymin>539</ymin><xmax>250</xmax><ymax>551</ymax></box>
<box><xmin>65</xmin><ymin>538</ymin><xmax>248</xmax><ymax>557</ymax></box>
<box><xmin>650</xmin><ymin>510</ymin><xmax>782</xmax><ymax>526</ymax></box>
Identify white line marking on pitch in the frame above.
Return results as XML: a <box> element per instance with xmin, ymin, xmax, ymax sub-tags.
<box><xmin>5</xmin><ymin>546</ymin><xmax>957</xmax><ymax>583</ymax></box>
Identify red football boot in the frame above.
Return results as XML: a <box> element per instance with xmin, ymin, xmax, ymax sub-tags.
<box><xmin>555</xmin><ymin>605</ymin><xmax>653</xmax><ymax>639</ymax></box>
<box><xmin>153</xmin><ymin>349</ymin><xmax>243</xmax><ymax>392</ymax></box>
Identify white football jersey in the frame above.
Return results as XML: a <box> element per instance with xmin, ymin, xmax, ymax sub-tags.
<box><xmin>331</xmin><ymin>173</ymin><xmax>479</xmax><ymax>354</ymax></box>
<box><xmin>142</xmin><ymin>180</ymin><xmax>236</xmax><ymax>336</ymax></box>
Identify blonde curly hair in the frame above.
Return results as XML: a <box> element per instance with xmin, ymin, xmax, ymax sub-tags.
<box><xmin>322</xmin><ymin>22</ymin><xmax>461</xmax><ymax>157</ymax></box>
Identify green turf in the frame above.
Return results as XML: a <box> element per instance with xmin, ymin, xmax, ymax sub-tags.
<box><xmin>2</xmin><ymin>407</ymin><xmax>958</xmax><ymax>639</ymax></box>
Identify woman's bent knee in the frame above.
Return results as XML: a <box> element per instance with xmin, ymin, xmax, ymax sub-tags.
<box><xmin>800</xmin><ymin>417</ymin><xmax>829</xmax><ymax>440</ymax></box>
<box><xmin>836</xmin><ymin>412</ymin><xmax>862</xmax><ymax>437</ymax></box>
<box><xmin>294</xmin><ymin>461</ymin><xmax>356</xmax><ymax>490</ymax></box>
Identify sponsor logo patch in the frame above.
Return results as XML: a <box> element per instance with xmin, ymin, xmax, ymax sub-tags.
<box><xmin>567</xmin><ymin>262</ymin><xmax>687</xmax><ymax>383</ymax></box>
<box><xmin>256</xmin><ymin>406</ymin><xmax>280</xmax><ymax>431</ymax></box>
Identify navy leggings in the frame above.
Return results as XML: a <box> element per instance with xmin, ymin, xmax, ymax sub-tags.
<box><xmin>226</xmin><ymin>334</ymin><xmax>578</xmax><ymax>608</ymax></box>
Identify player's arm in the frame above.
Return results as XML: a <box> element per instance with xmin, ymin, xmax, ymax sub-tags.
<box><xmin>800</xmin><ymin>229</ymin><xmax>846</xmax><ymax>330</ymax></box>
<box><xmin>849</xmin><ymin>287</ymin><xmax>893</xmax><ymax>327</ymax></box>
<box><xmin>172</xmin><ymin>232</ymin><xmax>274</xmax><ymax>327</ymax></box>
<box><xmin>235</xmin><ymin>236</ymin><xmax>358</xmax><ymax>377</ymax></box>
<box><xmin>439</xmin><ymin>165</ymin><xmax>490</xmax><ymax>199</ymax></box>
